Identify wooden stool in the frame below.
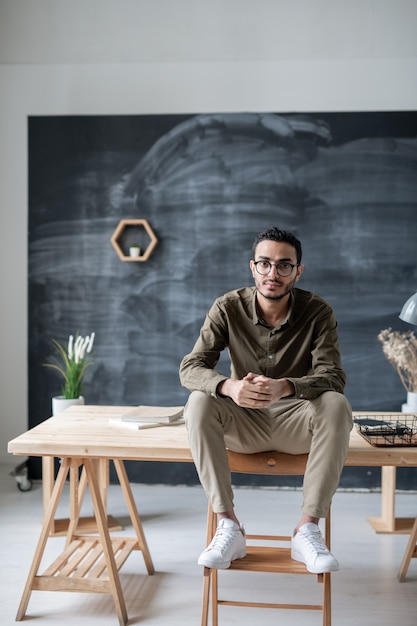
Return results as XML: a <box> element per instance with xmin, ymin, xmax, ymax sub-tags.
<box><xmin>201</xmin><ymin>450</ymin><xmax>331</xmax><ymax>626</ymax></box>
<box><xmin>398</xmin><ymin>514</ymin><xmax>417</xmax><ymax>581</ymax></box>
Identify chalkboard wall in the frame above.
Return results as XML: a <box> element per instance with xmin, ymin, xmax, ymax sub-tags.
<box><xmin>28</xmin><ymin>112</ymin><xmax>417</xmax><ymax>489</ymax></box>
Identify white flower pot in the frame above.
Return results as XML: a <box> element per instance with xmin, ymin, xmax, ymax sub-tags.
<box><xmin>401</xmin><ymin>391</ymin><xmax>417</xmax><ymax>413</ymax></box>
<box><xmin>129</xmin><ymin>246</ymin><xmax>141</xmax><ymax>258</ymax></box>
<box><xmin>52</xmin><ymin>395</ymin><xmax>85</xmax><ymax>416</ymax></box>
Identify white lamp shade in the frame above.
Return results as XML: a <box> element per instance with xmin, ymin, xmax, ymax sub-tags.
<box><xmin>399</xmin><ymin>292</ymin><xmax>417</xmax><ymax>325</ymax></box>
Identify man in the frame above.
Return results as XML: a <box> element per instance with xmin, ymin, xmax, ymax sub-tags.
<box><xmin>179</xmin><ymin>227</ymin><xmax>352</xmax><ymax>574</ymax></box>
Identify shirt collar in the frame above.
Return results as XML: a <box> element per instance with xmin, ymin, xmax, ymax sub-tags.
<box><xmin>251</xmin><ymin>288</ymin><xmax>295</xmax><ymax>327</ymax></box>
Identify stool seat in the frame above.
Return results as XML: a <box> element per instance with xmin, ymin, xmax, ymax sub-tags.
<box><xmin>227</xmin><ymin>449</ymin><xmax>309</xmax><ymax>474</ymax></box>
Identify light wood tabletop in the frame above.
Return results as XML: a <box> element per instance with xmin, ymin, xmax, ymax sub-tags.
<box><xmin>7</xmin><ymin>405</ymin><xmax>417</xmax><ymax>467</ymax></box>
<box><xmin>8</xmin><ymin>405</ymin><xmax>192</xmax><ymax>462</ymax></box>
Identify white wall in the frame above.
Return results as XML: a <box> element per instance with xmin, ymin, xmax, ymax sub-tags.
<box><xmin>1</xmin><ymin>0</ymin><xmax>416</xmax><ymax>464</ymax></box>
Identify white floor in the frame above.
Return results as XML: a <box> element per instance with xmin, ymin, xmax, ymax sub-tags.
<box><xmin>0</xmin><ymin>462</ymin><xmax>416</xmax><ymax>626</ymax></box>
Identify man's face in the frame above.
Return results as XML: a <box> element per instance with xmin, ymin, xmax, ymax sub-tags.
<box><xmin>250</xmin><ymin>240</ymin><xmax>303</xmax><ymax>301</ymax></box>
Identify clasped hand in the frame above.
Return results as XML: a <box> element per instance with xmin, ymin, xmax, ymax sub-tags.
<box><xmin>219</xmin><ymin>372</ymin><xmax>294</xmax><ymax>408</ymax></box>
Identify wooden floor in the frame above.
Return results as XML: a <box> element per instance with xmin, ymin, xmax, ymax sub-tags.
<box><xmin>1</xmin><ymin>461</ymin><xmax>416</xmax><ymax>626</ymax></box>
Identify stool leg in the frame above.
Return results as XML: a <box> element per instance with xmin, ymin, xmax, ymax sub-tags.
<box><xmin>323</xmin><ymin>507</ymin><xmax>332</xmax><ymax>625</ymax></box>
<box><xmin>201</xmin><ymin>504</ymin><xmax>217</xmax><ymax>626</ymax></box>
<box><xmin>201</xmin><ymin>567</ymin><xmax>211</xmax><ymax>626</ymax></box>
<box><xmin>323</xmin><ymin>572</ymin><xmax>331</xmax><ymax>626</ymax></box>
<box><xmin>324</xmin><ymin>506</ymin><xmax>331</xmax><ymax>549</ymax></box>
<box><xmin>212</xmin><ymin>568</ymin><xmax>219</xmax><ymax>626</ymax></box>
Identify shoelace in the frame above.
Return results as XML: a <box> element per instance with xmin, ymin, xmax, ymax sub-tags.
<box><xmin>301</xmin><ymin>530</ymin><xmax>329</xmax><ymax>555</ymax></box>
<box><xmin>209</xmin><ymin>526</ymin><xmax>237</xmax><ymax>553</ymax></box>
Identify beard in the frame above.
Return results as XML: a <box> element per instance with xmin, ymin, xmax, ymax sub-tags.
<box><xmin>255</xmin><ymin>277</ymin><xmax>296</xmax><ymax>301</ymax></box>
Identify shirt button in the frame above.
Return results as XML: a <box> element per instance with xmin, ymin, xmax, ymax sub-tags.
<box><xmin>268</xmin><ymin>355</ymin><xmax>273</xmax><ymax>359</ymax></box>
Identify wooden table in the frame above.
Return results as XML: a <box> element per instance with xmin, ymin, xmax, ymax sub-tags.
<box><xmin>8</xmin><ymin>406</ymin><xmax>417</xmax><ymax>624</ymax></box>
<box><xmin>21</xmin><ymin>407</ymin><xmax>417</xmax><ymax>535</ymax></box>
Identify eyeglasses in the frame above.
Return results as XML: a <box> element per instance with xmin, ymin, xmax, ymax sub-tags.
<box><xmin>253</xmin><ymin>260</ymin><xmax>298</xmax><ymax>277</ymax></box>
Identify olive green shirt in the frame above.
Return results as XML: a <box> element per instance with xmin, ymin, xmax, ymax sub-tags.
<box><xmin>179</xmin><ymin>286</ymin><xmax>347</xmax><ymax>401</ymax></box>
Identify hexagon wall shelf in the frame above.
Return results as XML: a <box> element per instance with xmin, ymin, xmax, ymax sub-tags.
<box><xmin>110</xmin><ymin>219</ymin><xmax>158</xmax><ymax>262</ymax></box>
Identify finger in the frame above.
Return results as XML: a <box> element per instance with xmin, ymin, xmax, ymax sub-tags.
<box><xmin>251</xmin><ymin>374</ymin><xmax>269</xmax><ymax>384</ymax></box>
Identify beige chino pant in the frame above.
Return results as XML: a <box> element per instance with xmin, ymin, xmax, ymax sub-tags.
<box><xmin>184</xmin><ymin>390</ymin><xmax>353</xmax><ymax>519</ymax></box>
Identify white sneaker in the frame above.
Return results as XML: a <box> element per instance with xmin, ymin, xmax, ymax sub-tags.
<box><xmin>291</xmin><ymin>522</ymin><xmax>339</xmax><ymax>574</ymax></box>
<box><xmin>198</xmin><ymin>518</ymin><xmax>246</xmax><ymax>569</ymax></box>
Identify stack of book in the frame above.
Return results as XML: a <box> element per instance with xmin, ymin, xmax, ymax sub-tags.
<box><xmin>109</xmin><ymin>405</ymin><xmax>184</xmax><ymax>430</ymax></box>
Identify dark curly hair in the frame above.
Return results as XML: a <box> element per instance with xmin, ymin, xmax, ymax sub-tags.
<box><xmin>252</xmin><ymin>227</ymin><xmax>302</xmax><ymax>264</ymax></box>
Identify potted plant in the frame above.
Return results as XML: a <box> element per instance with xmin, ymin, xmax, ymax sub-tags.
<box><xmin>129</xmin><ymin>243</ymin><xmax>141</xmax><ymax>258</ymax></box>
<box><xmin>44</xmin><ymin>332</ymin><xmax>95</xmax><ymax>415</ymax></box>
<box><xmin>378</xmin><ymin>327</ymin><xmax>417</xmax><ymax>411</ymax></box>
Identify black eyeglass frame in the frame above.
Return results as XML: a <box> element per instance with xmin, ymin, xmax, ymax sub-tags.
<box><xmin>253</xmin><ymin>260</ymin><xmax>299</xmax><ymax>277</ymax></box>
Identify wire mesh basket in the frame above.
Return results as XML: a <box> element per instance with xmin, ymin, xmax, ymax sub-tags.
<box><xmin>354</xmin><ymin>414</ymin><xmax>417</xmax><ymax>447</ymax></box>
